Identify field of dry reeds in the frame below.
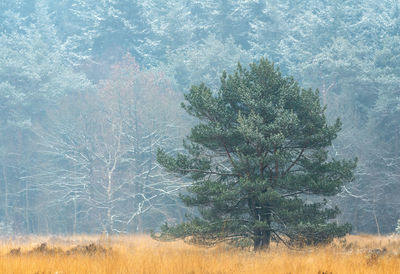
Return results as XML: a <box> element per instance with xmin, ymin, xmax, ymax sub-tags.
<box><xmin>1</xmin><ymin>234</ymin><xmax>400</xmax><ymax>274</ymax></box>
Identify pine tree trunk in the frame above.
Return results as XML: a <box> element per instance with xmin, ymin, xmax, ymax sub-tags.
<box><xmin>249</xmin><ymin>199</ymin><xmax>272</xmax><ymax>251</ymax></box>
<box><xmin>253</xmin><ymin>229</ymin><xmax>271</xmax><ymax>251</ymax></box>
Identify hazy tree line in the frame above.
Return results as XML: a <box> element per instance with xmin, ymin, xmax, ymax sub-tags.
<box><xmin>0</xmin><ymin>0</ymin><xmax>399</xmax><ymax>235</ymax></box>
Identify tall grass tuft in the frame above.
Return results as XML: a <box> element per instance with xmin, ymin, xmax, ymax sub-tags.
<box><xmin>1</xmin><ymin>234</ymin><xmax>400</xmax><ymax>273</ymax></box>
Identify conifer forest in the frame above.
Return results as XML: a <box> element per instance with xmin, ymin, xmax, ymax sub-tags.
<box><xmin>1</xmin><ymin>0</ymin><xmax>400</xmax><ymax>242</ymax></box>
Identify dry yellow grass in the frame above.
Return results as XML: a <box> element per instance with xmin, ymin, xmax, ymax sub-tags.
<box><xmin>1</xmin><ymin>234</ymin><xmax>400</xmax><ymax>274</ymax></box>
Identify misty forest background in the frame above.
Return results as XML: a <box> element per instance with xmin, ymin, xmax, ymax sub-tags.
<box><xmin>0</xmin><ymin>0</ymin><xmax>399</xmax><ymax>236</ymax></box>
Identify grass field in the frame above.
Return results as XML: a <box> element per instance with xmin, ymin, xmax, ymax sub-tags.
<box><xmin>1</xmin><ymin>234</ymin><xmax>400</xmax><ymax>273</ymax></box>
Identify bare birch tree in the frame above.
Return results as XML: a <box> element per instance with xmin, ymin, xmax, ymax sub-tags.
<box><xmin>32</xmin><ymin>54</ymin><xmax>189</xmax><ymax>234</ymax></box>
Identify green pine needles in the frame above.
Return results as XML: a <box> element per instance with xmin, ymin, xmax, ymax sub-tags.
<box><xmin>157</xmin><ymin>57</ymin><xmax>356</xmax><ymax>251</ymax></box>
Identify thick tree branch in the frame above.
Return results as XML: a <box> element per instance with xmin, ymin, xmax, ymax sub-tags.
<box><xmin>280</xmin><ymin>190</ymin><xmax>308</xmax><ymax>198</ymax></box>
<box><xmin>282</xmin><ymin>147</ymin><xmax>305</xmax><ymax>177</ymax></box>
<box><xmin>177</xmin><ymin>167</ymin><xmax>240</xmax><ymax>177</ymax></box>
<box><xmin>223</xmin><ymin>143</ymin><xmax>236</xmax><ymax>170</ymax></box>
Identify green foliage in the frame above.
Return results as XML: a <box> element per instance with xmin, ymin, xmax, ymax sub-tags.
<box><xmin>157</xmin><ymin>58</ymin><xmax>356</xmax><ymax>250</ymax></box>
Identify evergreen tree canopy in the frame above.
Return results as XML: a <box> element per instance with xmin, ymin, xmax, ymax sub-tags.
<box><xmin>157</xmin><ymin>58</ymin><xmax>356</xmax><ymax>250</ymax></box>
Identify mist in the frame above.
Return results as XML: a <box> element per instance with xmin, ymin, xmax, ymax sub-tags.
<box><xmin>0</xmin><ymin>0</ymin><xmax>399</xmax><ymax>236</ymax></box>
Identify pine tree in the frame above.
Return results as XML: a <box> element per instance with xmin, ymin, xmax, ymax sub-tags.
<box><xmin>157</xmin><ymin>58</ymin><xmax>356</xmax><ymax>250</ymax></box>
